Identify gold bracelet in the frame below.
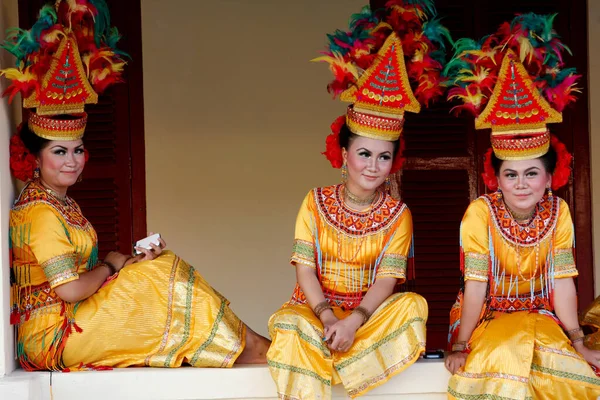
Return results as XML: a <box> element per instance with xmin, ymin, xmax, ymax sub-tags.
<box><xmin>451</xmin><ymin>341</ymin><xmax>468</xmax><ymax>352</ymax></box>
<box><xmin>352</xmin><ymin>306</ymin><xmax>370</xmax><ymax>326</ymax></box>
<box><xmin>313</xmin><ymin>301</ymin><xmax>332</xmax><ymax>318</ymax></box>
<box><xmin>568</xmin><ymin>328</ymin><xmax>585</xmax><ymax>342</ymax></box>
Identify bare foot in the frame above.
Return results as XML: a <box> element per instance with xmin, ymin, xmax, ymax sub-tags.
<box><xmin>235</xmin><ymin>325</ymin><xmax>271</xmax><ymax>364</ymax></box>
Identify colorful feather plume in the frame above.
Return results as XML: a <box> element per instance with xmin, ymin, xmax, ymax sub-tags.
<box><xmin>314</xmin><ymin>0</ymin><xmax>452</xmax><ymax>107</ymax></box>
<box><xmin>1</xmin><ymin>0</ymin><xmax>127</xmax><ymax>103</ymax></box>
<box><xmin>444</xmin><ymin>13</ymin><xmax>580</xmax><ymax>116</ymax></box>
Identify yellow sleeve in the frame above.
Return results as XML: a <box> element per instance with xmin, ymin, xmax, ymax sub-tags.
<box><xmin>28</xmin><ymin>204</ymin><xmax>80</xmax><ymax>288</ymax></box>
<box><xmin>290</xmin><ymin>190</ymin><xmax>317</xmax><ymax>269</ymax></box>
<box><xmin>376</xmin><ymin>206</ymin><xmax>412</xmax><ymax>283</ymax></box>
<box><xmin>460</xmin><ymin>199</ymin><xmax>490</xmax><ymax>282</ymax></box>
<box><xmin>553</xmin><ymin>199</ymin><xmax>578</xmax><ymax>279</ymax></box>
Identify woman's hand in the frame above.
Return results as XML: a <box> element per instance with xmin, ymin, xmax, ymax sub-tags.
<box><xmin>320</xmin><ymin>310</ymin><xmax>339</xmax><ymax>341</ymax></box>
<box><xmin>445</xmin><ymin>351</ymin><xmax>468</xmax><ymax>374</ymax></box>
<box><xmin>133</xmin><ymin>233</ymin><xmax>167</xmax><ymax>263</ymax></box>
<box><xmin>325</xmin><ymin>313</ymin><xmax>362</xmax><ymax>353</ymax></box>
<box><xmin>574</xmin><ymin>342</ymin><xmax>600</xmax><ymax>369</ymax></box>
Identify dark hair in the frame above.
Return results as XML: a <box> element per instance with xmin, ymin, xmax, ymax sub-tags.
<box><xmin>339</xmin><ymin>123</ymin><xmax>400</xmax><ymax>156</ymax></box>
<box><xmin>491</xmin><ymin>145</ymin><xmax>557</xmax><ymax>175</ymax></box>
<box><xmin>20</xmin><ymin>122</ymin><xmax>51</xmax><ymax>156</ymax></box>
<box><xmin>20</xmin><ymin>114</ymin><xmax>85</xmax><ymax>155</ymax></box>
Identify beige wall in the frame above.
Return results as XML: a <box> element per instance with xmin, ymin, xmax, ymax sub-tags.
<box><xmin>141</xmin><ymin>0</ymin><xmax>364</xmax><ymax>335</ymax></box>
<box><xmin>590</xmin><ymin>2</ymin><xmax>600</xmax><ymax>297</ymax></box>
<box><xmin>0</xmin><ymin>0</ymin><xmax>18</xmax><ymax>376</ymax></box>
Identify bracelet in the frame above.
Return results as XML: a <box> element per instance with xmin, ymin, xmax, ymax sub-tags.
<box><xmin>103</xmin><ymin>262</ymin><xmax>117</xmax><ymax>276</ymax></box>
<box><xmin>451</xmin><ymin>341</ymin><xmax>469</xmax><ymax>353</ymax></box>
<box><xmin>567</xmin><ymin>327</ymin><xmax>585</xmax><ymax>343</ymax></box>
<box><xmin>352</xmin><ymin>306</ymin><xmax>371</xmax><ymax>326</ymax></box>
<box><xmin>313</xmin><ymin>301</ymin><xmax>332</xmax><ymax>318</ymax></box>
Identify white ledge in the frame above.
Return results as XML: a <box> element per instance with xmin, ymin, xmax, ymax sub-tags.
<box><xmin>0</xmin><ymin>358</ymin><xmax>450</xmax><ymax>400</ymax></box>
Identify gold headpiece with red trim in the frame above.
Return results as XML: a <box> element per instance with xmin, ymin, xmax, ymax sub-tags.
<box><xmin>316</xmin><ymin>1</ymin><xmax>451</xmax><ymax>170</ymax></box>
<box><xmin>341</xmin><ymin>33</ymin><xmax>421</xmax><ymax>142</ymax></box>
<box><xmin>445</xmin><ymin>13</ymin><xmax>580</xmax><ymax>162</ymax></box>
<box><xmin>475</xmin><ymin>50</ymin><xmax>562</xmax><ymax>160</ymax></box>
<box><xmin>1</xmin><ymin>0</ymin><xmax>126</xmax><ymax>141</ymax></box>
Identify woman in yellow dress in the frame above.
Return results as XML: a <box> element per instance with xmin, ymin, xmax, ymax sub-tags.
<box><xmin>267</xmin><ymin>2</ymin><xmax>450</xmax><ymax>398</ymax></box>
<box><xmin>5</xmin><ymin>0</ymin><xmax>269</xmax><ymax>371</ymax></box>
<box><xmin>582</xmin><ymin>299</ymin><xmax>600</xmax><ymax>362</ymax></box>
<box><xmin>444</xmin><ymin>13</ymin><xmax>600</xmax><ymax>399</ymax></box>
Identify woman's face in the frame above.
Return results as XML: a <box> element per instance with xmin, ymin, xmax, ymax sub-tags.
<box><xmin>497</xmin><ymin>158</ymin><xmax>551</xmax><ymax>214</ymax></box>
<box><xmin>37</xmin><ymin>139</ymin><xmax>86</xmax><ymax>191</ymax></box>
<box><xmin>343</xmin><ymin>136</ymin><xmax>394</xmax><ymax>194</ymax></box>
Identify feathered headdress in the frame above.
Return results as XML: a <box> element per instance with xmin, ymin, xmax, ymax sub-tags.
<box><xmin>315</xmin><ymin>0</ymin><xmax>452</xmax><ymax>173</ymax></box>
<box><xmin>444</xmin><ymin>13</ymin><xmax>577</xmax><ymax>190</ymax></box>
<box><xmin>1</xmin><ymin>0</ymin><xmax>127</xmax><ymax>141</ymax></box>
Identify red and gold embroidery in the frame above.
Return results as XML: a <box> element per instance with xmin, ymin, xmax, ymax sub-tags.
<box><xmin>315</xmin><ymin>185</ymin><xmax>406</xmax><ymax>237</ymax></box>
<box><xmin>483</xmin><ymin>192</ymin><xmax>558</xmax><ymax>246</ymax></box>
<box><xmin>489</xmin><ymin>291</ymin><xmax>551</xmax><ymax>312</ymax></box>
<box><xmin>13</xmin><ymin>181</ymin><xmax>92</xmax><ymax>229</ymax></box>
<box><xmin>18</xmin><ymin>282</ymin><xmax>61</xmax><ymax>321</ymax></box>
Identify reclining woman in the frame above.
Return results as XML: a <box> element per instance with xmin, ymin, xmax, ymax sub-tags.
<box><xmin>5</xmin><ymin>0</ymin><xmax>269</xmax><ymax>371</ymax></box>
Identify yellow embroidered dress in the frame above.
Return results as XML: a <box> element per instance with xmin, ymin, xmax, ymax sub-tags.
<box><xmin>447</xmin><ymin>192</ymin><xmax>600</xmax><ymax>399</ymax></box>
<box><xmin>267</xmin><ymin>185</ymin><xmax>427</xmax><ymax>399</ymax></box>
<box><xmin>581</xmin><ymin>298</ymin><xmax>600</xmax><ymax>371</ymax></box>
<box><xmin>10</xmin><ymin>181</ymin><xmax>245</xmax><ymax>370</ymax></box>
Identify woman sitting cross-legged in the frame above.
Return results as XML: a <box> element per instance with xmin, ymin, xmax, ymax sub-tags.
<box><xmin>444</xmin><ymin>13</ymin><xmax>600</xmax><ymax>399</ymax></box>
<box><xmin>266</xmin><ymin>2</ymin><xmax>452</xmax><ymax>397</ymax></box>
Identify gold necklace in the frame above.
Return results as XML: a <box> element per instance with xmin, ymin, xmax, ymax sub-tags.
<box><xmin>336</xmin><ymin>186</ymin><xmax>378</xmax><ymax>263</ymax></box>
<box><xmin>505</xmin><ymin>203</ymin><xmax>535</xmax><ymax>223</ymax></box>
<box><xmin>343</xmin><ymin>185</ymin><xmax>377</xmax><ymax>206</ymax></box>
<box><xmin>39</xmin><ymin>181</ymin><xmax>67</xmax><ymax>204</ymax></box>
<box><xmin>511</xmin><ymin>211</ymin><xmax>541</xmax><ymax>282</ymax></box>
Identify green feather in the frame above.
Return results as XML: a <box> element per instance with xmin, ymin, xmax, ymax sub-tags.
<box><xmin>90</xmin><ymin>0</ymin><xmax>111</xmax><ymax>47</ymax></box>
<box><xmin>423</xmin><ymin>17</ymin><xmax>454</xmax><ymax>51</ymax></box>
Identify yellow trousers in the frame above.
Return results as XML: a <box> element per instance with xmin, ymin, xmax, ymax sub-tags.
<box><xmin>448</xmin><ymin>311</ymin><xmax>600</xmax><ymax>399</ymax></box>
<box><xmin>267</xmin><ymin>292</ymin><xmax>427</xmax><ymax>399</ymax></box>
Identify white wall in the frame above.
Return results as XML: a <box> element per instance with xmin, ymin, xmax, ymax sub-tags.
<box><xmin>0</xmin><ymin>0</ymin><xmax>18</xmax><ymax>377</ymax></box>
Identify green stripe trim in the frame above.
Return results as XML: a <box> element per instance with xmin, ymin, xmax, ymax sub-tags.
<box><xmin>335</xmin><ymin>317</ymin><xmax>425</xmax><ymax>371</ymax></box>
<box><xmin>189</xmin><ymin>298</ymin><xmax>227</xmax><ymax>365</ymax></box>
<box><xmin>267</xmin><ymin>360</ymin><xmax>331</xmax><ymax>386</ymax></box>
<box><xmin>531</xmin><ymin>364</ymin><xmax>600</xmax><ymax>386</ymax></box>
<box><xmin>447</xmin><ymin>387</ymin><xmax>531</xmax><ymax>400</ymax></box>
<box><xmin>272</xmin><ymin>322</ymin><xmax>330</xmax><ymax>356</ymax></box>
<box><xmin>164</xmin><ymin>265</ymin><xmax>196</xmax><ymax>366</ymax></box>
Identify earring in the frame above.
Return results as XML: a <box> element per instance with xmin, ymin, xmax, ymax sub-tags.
<box><xmin>33</xmin><ymin>168</ymin><xmax>40</xmax><ymax>180</ymax></box>
<box><xmin>77</xmin><ymin>173</ymin><xmax>83</xmax><ymax>183</ymax></box>
<box><xmin>496</xmin><ymin>187</ymin><xmax>502</xmax><ymax>199</ymax></box>
<box><xmin>385</xmin><ymin>176</ymin><xmax>391</xmax><ymax>190</ymax></box>
<box><xmin>547</xmin><ymin>187</ymin><xmax>553</xmax><ymax>200</ymax></box>
<box><xmin>341</xmin><ymin>163</ymin><xmax>348</xmax><ymax>183</ymax></box>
